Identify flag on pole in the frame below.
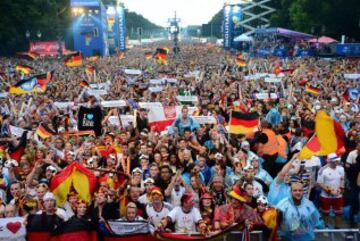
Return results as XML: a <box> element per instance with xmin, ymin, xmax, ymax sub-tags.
<box><xmin>235</xmin><ymin>54</ymin><xmax>247</xmax><ymax>67</ymax></box>
<box><xmin>36</xmin><ymin>123</ymin><xmax>57</xmax><ymax>139</ymax></box>
<box><xmin>9</xmin><ymin>72</ymin><xmax>51</xmax><ymax>95</ymax></box>
<box><xmin>305</xmin><ymin>85</ymin><xmax>321</xmax><ymax>95</ymax></box>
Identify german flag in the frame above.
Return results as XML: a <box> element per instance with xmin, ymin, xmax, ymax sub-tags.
<box><xmin>145</xmin><ymin>51</ymin><xmax>153</xmax><ymax>59</ymax></box>
<box><xmin>64</xmin><ymin>52</ymin><xmax>83</xmax><ymax>67</ymax></box>
<box><xmin>50</xmin><ymin>162</ymin><xmax>97</xmax><ymax>206</ymax></box>
<box><xmin>298</xmin><ymin>135</ymin><xmax>321</xmax><ymax>160</ymax></box>
<box><xmin>154</xmin><ymin>48</ymin><xmax>168</xmax><ymax>65</ymax></box>
<box><xmin>315</xmin><ymin>110</ymin><xmax>345</xmax><ymax>156</ymax></box>
<box><xmin>235</xmin><ymin>54</ymin><xmax>247</xmax><ymax>67</ymax></box>
<box><xmin>9</xmin><ymin>72</ymin><xmax>51</xmax><ymax>95</ymax></box>
<box><xmin>79</xmin><ymin>80</ymin><xmax>90</xmax><ymax>88</ymax></box>
<box><xmin>229</xmin><ymin>111</ymin><xmax>259</xmax><ymax>134</ymax></box>
<box><xmin>305</xmin><ymin>85</ymin><xmax>321</xmax><ymax>95</ymax></box>
<box><xmin>15</xmin><ymin>64</ymin><xmax>33</xmax><ymax>75</ymax></box>
<box><xmin>85</xmin><ymin>64</ymin><xmax>96</xmax><ymax>75</ymax></box>
<box><xmin>36</xmin><ymin>123</ymin><xmax>57</xmax><ymax>139</ymax></box>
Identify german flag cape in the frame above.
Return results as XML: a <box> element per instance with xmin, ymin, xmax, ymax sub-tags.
<box><xmin>50</xmin><ymin>162</ymin><xmax>97</xmax><ymax>207</ymax></box>
<box><xmin>50</xmin><ymin>217</ymin><xmax>97</xmax><ymax>241</ymax></box>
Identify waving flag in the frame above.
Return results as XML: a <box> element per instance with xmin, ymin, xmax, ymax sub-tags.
<box><xmin>36</xmin><ymin>123</ymin><xmax>57</xmax><ymax>139</ymax></box>
<box><xmin>229</xmin><ymin>111</ymin><xmax>259</xmax><ymax>134</ymax></box>
<box><xmin>9</xmin><ymin>75</ymin><xmax>45</xmax><ymax>95</ymax></box>
<box><xmin>235</xmin><ymin>54</ymin><xmax>247</xmax><ymax>67</ymax></box>
<box><xmin>298</xmin><ymin>135</ymin><xmax>322</xmax><ymax>160</ymax></box>
<box><xmin>315</xmin><ymin>110</ymin><xmax>345</xmax><ymax>156</ymax></box>
<box><xmin>50</xmin><ymin>162</ymin><xmax>97</xmax><ymax>206</ymax></box>
<box><xmin>154</xmin><ymin>48</ymin><xmax>168</xmax><ymax>65</ymax></box>
<box><xmin>80</xmin><ymin>80</ymin><xmax>90</xmax><ymax>88</ymax></box>
<box><xmin>305</xmin><ymin>85</ymin><xmax>321</xmax><ymax>95</ymax></box>
<box><xmin>64</xmin><ymin>52</ymin><xmax>83</xmax><ymax>67</ymax></box>
<box><xmin>15</xmin><ymin>64</ymin><xmax>33</xmax><ymax>75</ymax></box>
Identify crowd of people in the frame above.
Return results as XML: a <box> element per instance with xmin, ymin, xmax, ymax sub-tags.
<box><xmin>0</xmin><ymin>42</ymin><xmax>359</xmax><ymax>241</ymax></box>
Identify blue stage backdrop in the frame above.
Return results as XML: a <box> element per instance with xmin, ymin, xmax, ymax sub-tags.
<box><xmin>336</xmin><ymin>44</ymin><xmax>360</xmax><ymax>57</ymax></box>
<box><xmin>223</xmin><ymin>4</ymin><xmax>243</xmax><ymax>50</ymax></box>
<box><xmin>71</xmin><ymin>0</ymin><xmax>109</xmax><ymax>57</ymax></box>
<box><xmin>106</xmin><ymin>6</ymin><xmax>119</xmax><ymax>55</ymax></box>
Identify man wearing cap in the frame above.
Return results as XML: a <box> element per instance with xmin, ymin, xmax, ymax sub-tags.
<box><xmin>146</xmin><ymin>187</ymin><xmax>173</xmax><ymax>227</ymax></box>
<box><xmin>139</xmin><ymin>178</ymin><xmax>155</xmax><ymax>204</ymax></box>
<box><xmin>214</xmin><ymin>186</ymin><xmax>263</xmax><ymax>231</ymax></box>
<box><xmin>317</xmin><ymin>153</ymin><xmax>345</xmax><ymax>228</ymax></box>
<box><xmin>157</xmin><ymin>192</ymin><xmax>207</xmax><ymax>234</ymax></box>
<box><xmin>37</xmin><ymin>192</ymin><xmax>68</xmax><ymax>221</ymax></box>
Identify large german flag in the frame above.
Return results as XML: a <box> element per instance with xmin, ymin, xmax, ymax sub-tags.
<box><xmin>235</xmin><ymin>54</ymin><xmax>247</xmax><ymax>67</ymax></box>
<box><xmin>298</xmin><ymin>135</ymin><xmax>322</xmax><ymax>160</ymax></box>
<box><xmin>315</xmin><ymin>110</ymin><xmax>345</xmax><ymax>156</ymax></box>
<box><xmin>229</xmin><ymin>111</ymin><xmax>259</xmax><ymax>134</ymax></box>
<box><xmin>50</xmin><ymin>162</ymin><xmax>97</xmax><ymax>207</ymax></box>
<box><xmin>64</xmin><ymin>52</ymin><xmax>83</xmax><ymax>67</ymax></box>
<box><xmin>9</xmin><ymin>72</ymin><xmax>50</xmax><ymax>95</ymax></box>
<box><xmin>15</xmin><ymin>64</ymin><xmax>33</xmax><ymax>75</ymax></box>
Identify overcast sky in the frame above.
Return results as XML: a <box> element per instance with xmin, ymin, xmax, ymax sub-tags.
<box><xmin>122</xmin><ymin>0</ymin><xmax>225</xmax><ymax>27</ymax></box>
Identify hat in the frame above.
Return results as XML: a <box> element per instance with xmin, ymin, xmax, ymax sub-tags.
<box><xmin>140</xmin><ymin>128</ymin><xmax>149</xmax><ymax>136</ymax></box>
<box><xmin>139</xmin><ymin>154</ymin><xmax>149</xmax><ymax>160</ymax></box>
<box><xmin>43</xmin><ymin>192</ymin><xmax>56</xmax><ymax>201</ymax></box>
<box><xmin>150</xmin><ymin>187</ymin><xmax>163</xmax><ymax>197</ymax></box>
<box><xmin>243</xmin><ymin>164</ymin><xmax>254</xmax><ymax>171</ymax></box>
<box><xmin>257</xmin><ymin>195</ymin><xmax>268</xmax><ymax>205</ymax></box>
<box><xmin>200</xmin><ymin>192</ymin><xmax>213</xmax><ymax>199</ymax></box>
<box><xmin>132</xmin><ymin>167</ymin><xmax>143</xmax><ymax>174</ymax></box>
<box><xmin>327</xmin><ymin>153</ymin><xmax>340</xmax><ymax>162</ymax></box>
<box><xmin>215</xmin><ymin>153</ymin><xmax>223</xmax><ymax>159</ymax></box>
<box><xmin>180</xmin><ymin>192</ymin><xmax>194</xmax><ymax>205</ymax></box>
<box><xmin>228</xmin><ymin>186</ymin><xmax>247</xmax><ymax>202</ymax></box>
<box><xmin>144</xmin><ymin>178</ymin><xmax>154</xmax><ymax>184</ymax></box>
<box><xmin>233</xmin><ymin>158</ymin><xmax>240</xmax><ymax>164</ymax></box>
<box><xmin>241</xmin><ymin>141</ymin><xmax>250</xmax><ymax>148</ymax></box>
<box><xmin>46</xmin><ymin>165</ymin><xmax>57</xmax><ymax>173</ymax></box>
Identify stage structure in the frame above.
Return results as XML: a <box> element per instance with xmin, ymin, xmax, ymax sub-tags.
<box><xmin>168</xmin><ymin>12</ymin><xmax>181</xmax><ymax>54</ymax></box>
<box><xmin>223</xmin><ymin>0</ymin><xmax>275</xmax><ymax>49</ymax></box>
<box><xmin>70</xmin><ymin>0</ymin><xmax>109</xmax><ymax>56</ymax></box>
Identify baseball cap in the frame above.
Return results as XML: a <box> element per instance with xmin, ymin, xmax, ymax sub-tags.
<box><xmin>327</xmin><ymin>153</ymin><xmax>340</xmax><ymax>162</ymax></box>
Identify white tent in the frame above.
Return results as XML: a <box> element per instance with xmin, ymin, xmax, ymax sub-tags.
<box><xmin>234</xmin><ymin>34</ymin><xmax>254</xmax><ymax>42</ymax></box>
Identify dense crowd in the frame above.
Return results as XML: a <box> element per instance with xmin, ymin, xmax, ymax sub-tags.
<box><xmin>0</xmin><ymin>43</ymin><xmax>359</xmax><ymax>241</ymax></box>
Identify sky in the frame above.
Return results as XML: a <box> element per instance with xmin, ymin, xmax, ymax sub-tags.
<box><xmin>122</xmin><ymin>0</ymin><xmax>226</xmax><ymax>27</ymax></box>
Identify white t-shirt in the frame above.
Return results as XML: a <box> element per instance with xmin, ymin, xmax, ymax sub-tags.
<box><xmin>346</xmin><ymin>150</ymin><xmax>358</xmax><ymax>165</ymax></box>
<box><xmin>138</xmin><ymin>193</ymin><xmax>151</xmax><ymax>205</ymax></box>
<box><xmin>169</xmin><ymin>186</ymin><xmax>186</xmax><ymax>207</ymax></box>
<box><xmin>167</xmin><ymin>206</ymin><xmax>202</xmax><ymax>233</ymax></box>
<box><xmin>317</xmin><ymin>165</ymin><xmax>344</xmax><ymax>198</ymax></box>
<box><xmin>146</xmin><ymin>202</ymin><xmax>173</xmax><ymax>227</ymax></box>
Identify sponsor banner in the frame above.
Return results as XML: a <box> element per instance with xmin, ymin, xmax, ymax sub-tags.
<box><xmin>0</xmin><ymin>217</ymin><xmax>26</xmax><ymax>240</ymax></box>
<box><xmin>193</xmin><ymin>116</ymin><xmax>217</xmax><ymax>124</ymax></box>
<box><xmin>149</xmin><ymin>86</ymin><xmax>163</xmax><ymax>93</ymax></box>
<box><xmin>344</xmin><ymin>73</ymin><xmax>360</xmax><ymax>79</ymax></box>
<box><xmin>29</xmin><ymin>41</ymin><xmax>66</xmax><ymax>56</ymax></box>
<box><xmin>138</xmin><ymin>102</ymin><xmax>163</xmax><ymax>109</ymax></box>
<box><xmin>89</xmin><ymin>82</ymin><xmax>110</xmax><ymax>89</ymax></box>
<box><xmin>0</xmin><ymin>93</ymin><xmax>8</xmax><ymax>98</ymax></box>
<box><xmin>54</xmin><ymin>102</ymin><xmax>75</xmax><ymax>109</ymax></box>
<box><xmin>124</xmin><ymin>69</ymin><xmax>142</xmax><ymax>75</ymax></box>
<box><xmin>255</xmin><ymin>93</ymin><xmax>278</xmax><ymax>100</ymax></box>
<box><xmin>176</xmin><ymin>95</ymin><xmax>199</xmax><ymax>102</ymax></box>
<box><xmin>101</xmin><ymin>100</ymin><xmax>127</xmax><ymax>108</ymax></box>
<box><xmin>149</xmin><ymin>79</ymin><xmax>165</xmax><ymax>85</ymax></box>
<box><xmin>117</xmin><ymin>5</ymin><xmax>126</xmax><ymax>52</ymax></box>
<box><xmin>184</xmin><ymin>70</ymin><xmax>201</xmax><ymax>79</ymax></box>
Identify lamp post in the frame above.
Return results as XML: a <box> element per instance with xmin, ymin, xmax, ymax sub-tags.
<box><xmin>168</xmin><ymin>12</ymin><xmax>180</xmax><ymax>55</ymax></box>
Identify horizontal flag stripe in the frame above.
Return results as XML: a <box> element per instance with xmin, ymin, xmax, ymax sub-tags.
<box><xmin>229</xmin><ymin>118</ymin><xmax>259</xmax><ymax>127</ymax></box>
<box><xmin>229</xmin><ymin>125</ymin><xmax>256</xmax><ymax>134</ymax></box>
<box><xmin>231</xmin><ymin>111</ymin><xmax>259</xmax><ymax>120</ymax></box>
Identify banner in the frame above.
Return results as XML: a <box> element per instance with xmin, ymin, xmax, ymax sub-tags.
<box><xmin>344</xmin><ymin>73</ymin><xmax>360</xmax><ymax>79</ymax></box>
<box><xmin>10</xmin><ymin>126</ymin><xmax>33</xmax><ymax>139</ymax></box>
<box><xmin>148</xmin><ymin>87</ymin><xmax>163</xmax><ymax>93</ymax></box>
<box><xmin>264</xmin><ymin>77</ymin><xmax>282</xmax><ymax>83</ymax></box>
<box><xmin>29</xmin><ymin>41</ymin><xmax>67</xmax><ymax>56</ymax></box>
<box><xmin>77</xmin><ymin>106</ymin><xmax>103</xmax><ymax>136</ymax></box>
<box><xmin>176</xmin><ymin>96</ymin><xmax>199</xmax><ymax>102</ymax></box>
<box><xmin>223</xmin><ymin>5</ymin><xmax>232</xmax><ymax>49</ymax></box>
<box><xmin>336</xmin><ymin>43</ymin><xmax>360</xmax><ymax>57</ymax></box>
<box><xmin>87</xmin><ymin>89</ymin><xmax>108</xmax><ymax>96</ymax></box>
<box><xmin>108</xmin><ymin>115</ymin><xmax>134</xmax><ymax>127</ymax></box>
<box><xmin>89</xmin><ymin>83</ymin><xmax>110</xmax><ymax>89</ymax></box>
<box><xmin>124</xmin><ymin>69</ymin><xmax>142</xmax><ymax>75</ymax></box>
<box><xmin>254</xmin><ymin>93</ymin><xmax>278</xmax><ymax>100</ymax></box>
<box><xmin>193</xmin><ymin>116</ymin><xmax>217</xmax><ymax>124</ymax></box>
<box><xmin>0</xmin><ymin>93</ymin><xmax>8</xmax><ymax>98</ymax></box>
<box><xmin>106</xmin><ymin>221</ymin><xmax>150</xmax><ymax>236</ymax></box>
<box><xmin>101</xmin><ymin>100</ymin><xmax>127</xmax><ymax>108</ymax></box>
<box><xmin>0</xmin><ymin>217</ymin><xmax>26</xmax><ymax>241</ymax></box>
<box><xmin>117</xmin><ymin>5</ymin><xmax>126</xmax><ymax>52</ymax></box>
